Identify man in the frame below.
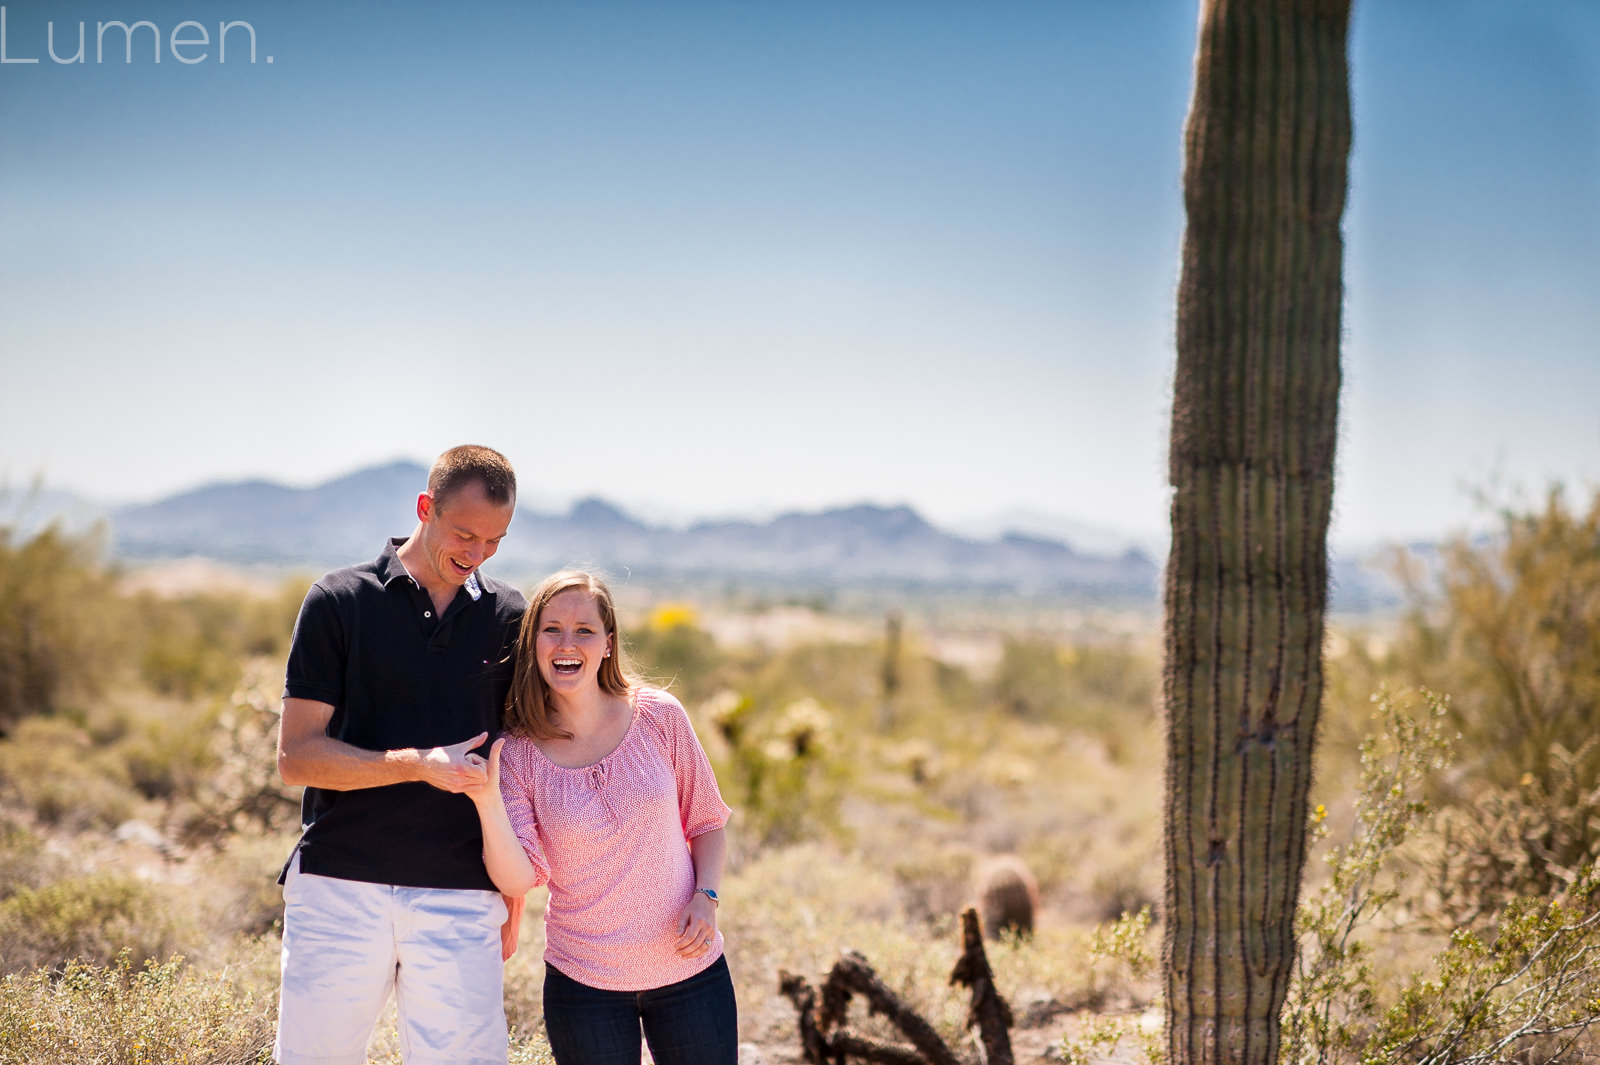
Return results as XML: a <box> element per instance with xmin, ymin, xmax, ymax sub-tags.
<box><xmin>274</xmin><ymin>444</ymin><xmax>526</xmax><ymax>1065</ymax></box>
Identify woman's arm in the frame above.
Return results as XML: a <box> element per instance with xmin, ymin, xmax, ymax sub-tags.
<box><xmin>674</xmin><ymin>827</ymin><xmax>727</xmax><ymax>957</ymax></box>
<box><xmin>464</xmin><ymin>738</ymin><xmax>540</xmax><ymax>898</ymax></box>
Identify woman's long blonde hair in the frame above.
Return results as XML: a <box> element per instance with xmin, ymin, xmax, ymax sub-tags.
<box><xmin>504</xmin><ymin>570</ymin><xmax>637</xmax><ymax>740</ymax></box>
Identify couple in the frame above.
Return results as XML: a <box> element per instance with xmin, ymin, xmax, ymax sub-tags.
<box><xmin>273</xmin><ymin>445</ymin><xmax>736</xmax><ymax>1065</ymax></box>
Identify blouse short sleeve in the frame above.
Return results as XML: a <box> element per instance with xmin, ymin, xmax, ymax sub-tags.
<box><xmin>640</xmin><ymin>689</ymin><xmax>731</xmax><ymax>840</ymax></box>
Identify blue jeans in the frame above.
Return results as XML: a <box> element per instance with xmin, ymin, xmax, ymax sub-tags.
<box><xmin>542</xmin><ymin>955</ymin><xmax>738</xmax><ymax>1065</ymax></box>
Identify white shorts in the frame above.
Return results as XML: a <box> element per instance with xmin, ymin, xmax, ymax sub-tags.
<box><xmin>275</xmin><ymin>856</ymin><xmax>509</xmax><ymax>1065</ymax></box>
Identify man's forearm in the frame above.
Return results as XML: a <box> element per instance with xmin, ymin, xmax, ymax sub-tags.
<box><xmin>277</xmin><ymin>732</ymin><xmax>428</xmax><ymax>790</ymax></box>
<box><xmin>277</xmin><ymin>696</ymin><xmax>488</xmax><ymax>793</ymax></box>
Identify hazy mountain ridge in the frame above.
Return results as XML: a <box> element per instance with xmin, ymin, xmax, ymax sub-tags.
<box><xmin>2</xmin><ymin>462</ymin><xmax>1412</xmax><ymax>608</ymax></box>
<box><xmin>105</xmin><ymin>462</ymin><xmax>1160</xmax><ymax>596</ymax></box>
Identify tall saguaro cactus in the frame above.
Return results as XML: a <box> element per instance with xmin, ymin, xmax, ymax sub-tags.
<box><xmin>1163</xmin><ymin>2</ymin><xmax>1352</xmax><ymax>1064</ymax></box>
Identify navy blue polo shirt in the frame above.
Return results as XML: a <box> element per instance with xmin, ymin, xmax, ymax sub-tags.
<box><xmin>283</xmin><ymin>538</ymin><xmax>527</xmax><ymax>890</ymax></box>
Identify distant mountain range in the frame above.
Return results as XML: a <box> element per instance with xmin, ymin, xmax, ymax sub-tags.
<box><xmin>105</xmin><ymin>462</ymin><xmax>1162</xmax><ymax>598</ymax></box>
<box><xmin>1</xmin><ymin>462</ymin><xmax>1411</xmax><ymax>608</ymax></box>
<box><xmin>96</xmin><ymin>460</ymin><xmax>1164</xmax><ymax>598</ymax></box>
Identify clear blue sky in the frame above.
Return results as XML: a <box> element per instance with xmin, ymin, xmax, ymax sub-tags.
<box><xmin>2</xmin><ymin>0</ymin><xmax>1595</xmax><ymax>549</ymax></box>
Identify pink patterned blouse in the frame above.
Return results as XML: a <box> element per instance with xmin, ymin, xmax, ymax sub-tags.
<box><xmin>497</xmin><ymin>687</ymin><xmax>732</xmax><ymax>991</ymax></box>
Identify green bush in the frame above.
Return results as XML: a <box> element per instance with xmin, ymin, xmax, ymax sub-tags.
<box><xmin>127</xmin><ymin>584</ymin><xmax>303</xmax><ymax>700</ymax></box>
<box><xmin>1065</xmin><ymin>690</ymin><xmax>1600</xmax><ymax>1065</ymax></box>
<box><xmin>625</xmin><ymin>603</ymin><xmax>721</xmax><ymax>696</ymax></box>
<box><xmin>1391</xmin><ymin>488</ymin><xmax>1600</xmax><ymax>792</ymax></box>
<box><xmin>0</xmin><ymin>873</ymin><xmax>176</xmax><ymax>975</ymax></box>
<box><xmin>701</xmin><ymin>690</ymin><xmax>847</xmax><ymax>847</ymax></box>
<box><xmin>0</xmin><ymin>717</ymin><xmax>143</xmax><ymax>829</ymax></box>
<box><xmin>1413</xmin><ymin>738</ymin><xmax>1600</xmax><ymax>929</ymax></box>
<box><xmin>0</xmin><ymin>522</ymin><xmax>302</xmax><ymax>738</ymax></box>
<box><xmin>0</xmin><ymin>949</ymin><xmax>276</xmax><ymax>1065</ymax></box>
<box><xmin>0</xmin><ymin>524</ymin><xmax>123</xmax><ymax>735</ymax></box>
<box><xmin>179</xmin><ymin>667</ymin><xmax>301</xmax><ymax>843</ymax></box>
<box><xmin>0</xmin><ymin>815</ymin><xmax>64</xmax><ymax>900</ymax></box>
<box><xmin>991</xmin><ymin>637</ymin><xmax>1156</xmax><ymax>731</ymax></box>
<box><xmin>1335</xmin><ymin>488</ymin><xmax>1600</xmax><ymax>904</ymax></box>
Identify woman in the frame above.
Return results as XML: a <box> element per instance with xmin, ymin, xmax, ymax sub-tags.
<box><xmin>464</xmin><ymin>570</ymin><xmax>737</xmax><ymax>1065</ymax></box>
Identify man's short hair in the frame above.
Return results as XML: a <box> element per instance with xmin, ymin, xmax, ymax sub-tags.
<box><xmin>428</xmin><ymin>445</ymin><xmax>516</xmax><ymax>510</ymax></box>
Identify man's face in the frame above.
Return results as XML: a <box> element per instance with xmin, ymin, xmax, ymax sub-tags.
<box><xmin>415</xmin><ymin>481</ymin><xmax>515</xmax><ymax>588</ymax></box>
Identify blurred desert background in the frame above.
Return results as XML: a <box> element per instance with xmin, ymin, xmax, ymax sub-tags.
<box><xmin>4</xmin><ymin>473</ymin><xmax>1599</xmax><ymax>1062</ymax></box>
<box><xmin>2</xmin><ymin>1</ymin><xmax>1598</xmax><ymax>1062</ymax></box>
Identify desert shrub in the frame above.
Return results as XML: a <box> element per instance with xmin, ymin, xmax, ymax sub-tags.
<box><xmin>0</xmin><ymin>524</ymin><xmax>123</xmax><ymax>735</ymax></box>
<box><xmin>0</xmin><ymin>873</ymin><xmax>177</xmax><ymax>975</ymax></box>
<box><xmin>179</xmin><ymin>666</ymin><xmax>300</xmax><ymax>842</ymax></box>
<box><xmin>180</xmin><ymin>827</ymin><xmax>300</xmax><ymax>944</ymax></box>
<box><xmin>891</xmin><ymin>845</ymin><xmax>978</xmax><ymax>928</ymax></box>
<box><xmin>1283</xmin><ymin>690</ymin><xmax>1600</xmax><ymax>1064</ymax></box>
<box><xmin>127</xmin><ymin>582</ymin><xmax>303</xmax><ymax>700</ymax></box>
<box><xmin>739</xmin><ymin>842</ymin><xmax>1115</xmax><ymax>1051</ymax></box>
<box><xmin>130</xmin><ymin>593</ymin><xmax>251</xmax><ymax>699</ymax></box>
<box><xmin>1065</xmin><ymin>690</ymin><xmax>1600</xmax><ymax>1065</ymax></box>
<box><xmin>1413</xmin><ymin>738</ymin><xmax>1600</xmax><ymax>930</ymax></box>
<box><xmin>1057</xmin><ymin>907</ymin><xmax>1164</xmax><ymax>1065</ymax></box>
<box><xmin>1390</xmin><ymin>488</ymin><xmax>1600</xmax><ymax>792</ymax></box>
<box><xmin>740</xmin><ymin>641</ymin><xmax>884</xmax><ymax>719</ymax></box>
<box><xmin>725</xmin><ymin>842</ymin><xmax>965</xmax><ymax>1044</ymax></box>
<box><xmin>625</xmin><ymin>603</ymin><xmax>721</xmax><ymax>696</ymax></box>
<box><xmin>0</xmin><ymin>948</ymin><xmax>276</xmax><ymax>1065</ymax></box>
<box><xmin>1281</xmin><ymin>689</ymin><xmax>1454</xmax><ymax>1065</ymax></box>
<box><xmin>700</xmin><ymin>689</ymin><xmax>847</xmax><ymax>847</ymax></box>
<box><xmin>0</xmin><ymin>814</ymin><xmax>65</xmax><ymax>900</ymax></box>
<box><xmin>113</xmin><ymin>698</ymin><xmax>224</xmax><ymax>803</ymax></box>
<box><xmin>1083</xmin><ymin>862</ymin><xmax>1159</xmax><ymax>924</ymax></box>
<box><xmin>992</xmin><ymin>637</ymin><xmax>1157</xmax><ymax>731</ymax></box>
<box><xmin>0</xmin><ymin>716</ymin><xmax>144</xmax><ymax>829</ymax></box>
<box><xmin>2</xmin><ymin>667</ymin><xmax>291</xmax><ymax>832</ymax></box>
<box><xmin>507</xmin><ymin>1034</ymin><xmax>558</xmax><ymax>1065</ymax></box>
<box><xmin>1338</xmin><ymin>488</ymin><xmax>1600</xmax><ymax>905</ymax></box>
<box><xmin>0</xmin><ymin>518</ymin><xmax>301</xmax><ymax>739</ymax></box>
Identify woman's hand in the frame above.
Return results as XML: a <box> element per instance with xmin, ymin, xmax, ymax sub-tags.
<box><xmin>673</xmin><ymin>890</ymin><xmax>718</xmax><ymax>958</ymax></box>
<box><xmin>463</xmin><ymin>735</ymin><xmax>542</xmax><ymax>899</ymax></box>
<box><xmin>462</xmin><ymin>737</ymin><xmax>506</xmax><ymax>808</ymax></box>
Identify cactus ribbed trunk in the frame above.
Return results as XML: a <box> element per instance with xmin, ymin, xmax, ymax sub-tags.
<box><xmin>1162</xmin><ymin>2</ymin><xmax>1351</xmax><ymax>1065</ymax></box>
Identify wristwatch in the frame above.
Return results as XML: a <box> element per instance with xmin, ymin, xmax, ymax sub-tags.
<box><xmin>697</xmin><ymin>887</ymin><xmax>719</xmax><ymax>906</ymax></box>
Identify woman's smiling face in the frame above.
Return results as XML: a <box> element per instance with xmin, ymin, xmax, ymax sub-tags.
<box><xmin>535</xmin><ymin>589</ymin><xmax>612</xmax><ymax>693</ymax></box>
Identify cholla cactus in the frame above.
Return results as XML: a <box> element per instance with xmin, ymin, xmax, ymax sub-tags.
<box><xmin>769</xmin><ymin>697</ymin><xmax>834</xmax><ymax>760</ymax></box>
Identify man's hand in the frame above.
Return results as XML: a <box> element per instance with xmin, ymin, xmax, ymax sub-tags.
<box><xmin>415</xmin><ymin>732</ymin><xmax>491</xmax><ymax>793</ymax></box>
<box><xmin>279</xmin><ymin>699</ymin><xmax>500</xmax><ymax>794</ymax></box>
<box><xmin>500</xmin><ymin>892</ymin><xmax>525</xmax><ymax>961</ymax></box>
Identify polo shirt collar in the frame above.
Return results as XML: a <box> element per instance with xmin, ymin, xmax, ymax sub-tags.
<box><xmin>376</xmin><ymin>538</ymin><xmax>413</xmax><ymax>588</ymax></box>
<box><xmin>376</xmin><ymin>536</ymin><xmax>485</xmax><ymax>601</ymax></box>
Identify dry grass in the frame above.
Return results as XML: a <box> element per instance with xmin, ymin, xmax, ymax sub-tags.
<box><xmin>0</xmin><ymin>563</ymin><xmax>1347</xmax><ymax>1062</ymax></box>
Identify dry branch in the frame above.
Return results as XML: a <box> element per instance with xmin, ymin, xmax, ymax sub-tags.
<box><xmin>950</xmin><ymin>908</ymin><xmax>1014</xmax><ymax>1065</ymax></box>
<box><xmin>782</xmin><ymin>906</ymin><xmax>1017</xmax><ymax>1065</ymax></box>
<box><xmin>780</xmin><ymin>971</ymin><xmax>834</xmax><ymax>1065</ymax></box>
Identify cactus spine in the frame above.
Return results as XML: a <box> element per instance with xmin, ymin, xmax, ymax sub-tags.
<box><xmin>1162</xmin><ymin>2</ymin><xmax>1352</xmax><ymax>1064</ymax></box>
